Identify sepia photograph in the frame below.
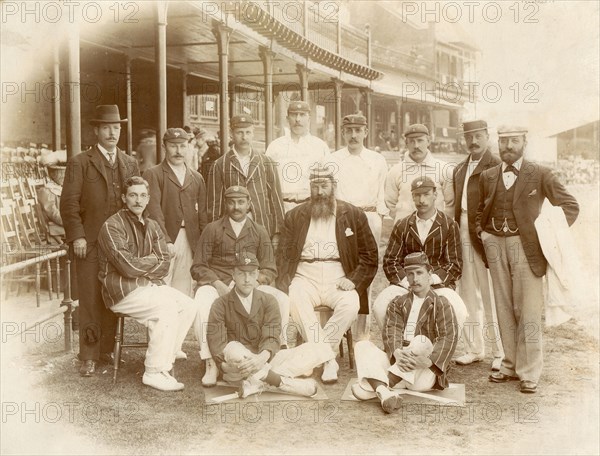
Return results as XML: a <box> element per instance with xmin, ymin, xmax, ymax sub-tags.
<box><xmin>1</xmin><ymin>1</ymin><xmax>598</xmax><ymax>454</ymax></box>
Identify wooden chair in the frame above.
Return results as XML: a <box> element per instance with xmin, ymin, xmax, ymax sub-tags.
<box><xmin>112</xmin><ymin>314</ymin><xmax>149</xmax><ymax>385</ymax></box>
<box><xmin>314</xmin><ymin>305</ymin><xmax>354</xmax><ymax>369</ymax></box>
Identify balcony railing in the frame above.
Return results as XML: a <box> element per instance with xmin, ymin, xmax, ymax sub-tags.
<box><xmin>371</xmin><ymin>43</ymin><xmax>434</xmax><ymax>77</ymax></box>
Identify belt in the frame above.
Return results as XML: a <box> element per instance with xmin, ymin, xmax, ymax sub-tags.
<box><xmin>299</xmin><ymin>258</ymin><xmax>341</xmax><ymax>263</ymax></box>
<box><xmin>283</xmin><ymin>197</ymin><xmax>309</xmax><ymax>204</ymax></box>
<box><xmin>360</xmin><ymin>205</ymin><xmax>377</xmax><ymax>212</ymax></box>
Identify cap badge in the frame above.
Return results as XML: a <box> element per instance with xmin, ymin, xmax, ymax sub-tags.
<box><xmin>416</xmin><ymin>180</ymin><xmax>423</xmax><ymax>187</ymax></box>
<box><xmin>233</xmin><ymin>186</ymin><xmax>239</xmax><ymax>191</ymax></box>
<box><xmin>244</xmin><ymin>258</ymin><xmax>251</xmax><ymax>265</ymax></box>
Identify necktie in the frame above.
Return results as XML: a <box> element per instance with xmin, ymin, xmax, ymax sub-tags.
<box><xmin>505</xmin><ymin>165</ymin><xmax>518</xmax><ymax>175</ymax></box>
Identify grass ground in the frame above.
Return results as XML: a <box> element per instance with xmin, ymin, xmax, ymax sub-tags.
<box><xmin>1</xmin><ymin>184</ymin><xmax>598</xmax><ymax>455</ymax></box>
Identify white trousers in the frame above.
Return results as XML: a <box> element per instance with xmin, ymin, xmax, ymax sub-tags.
<box><xmin>111</xmin><ymin>284</ymin><xmax>197</xmax><ymax>373</ymax></box>
<box><xmin>194</xmin><ymin>284</ymin><xmax>291</xmax><ymax>359</ymax></box>
<box><xmin>355</xmin><ymin>340</ymin><xmax>436</xmax><ymax>392</ymax></box>
<box><xmin>289</xmin><ymin>262</ymin><xmax>360</xmax><ymax>352</ymax></box>
<box><xmin>164</xmin><ymin>227</ymin><xmax>194</xmax><ymax>297</ymax></box>
<box><xmin>373</xmin><ymin>285</ymin><xmax>467</xmax><ymax>331</ymax></box>
<box><xmin>458</xmin><ymin>213</ymin><xmax>504</xmax><ymax>358</ymax></box>
<box><xmin>220</xmin><ymin>341</ymin><xmax>335</xmax><ymax>382</ymax></box>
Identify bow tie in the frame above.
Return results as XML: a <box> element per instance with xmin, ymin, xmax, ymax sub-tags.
<box><xmin>504</xmin><ymin>165</ymin><xmax>519</xmax><ymax>175</ymax></box>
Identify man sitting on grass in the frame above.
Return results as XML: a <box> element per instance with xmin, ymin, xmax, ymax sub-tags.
<box><xmin>351</xmin><ymin>252</ymin><xmax>459</xmax><ymax>413</ymax></box>
<box><xmin>207</xmin><ymin>252</ymin><xmax>335</xmax><ymax>398</ymax></box>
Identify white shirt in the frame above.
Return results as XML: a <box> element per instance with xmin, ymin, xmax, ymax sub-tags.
<box><xmin>229</xmin><ymin>217</ymin><xmax>247</xmax><ymax>237</ymax></box>
<box><xmin>502</xmin><ymin>157</ymin><xmax>522</xmax><ymax>190</ymax></box>
<box><xmin>416</xmin><ymin>212</ymin><xmax>436</xmax><ymax>245</ymax></box>
<box><xmin>97</xmin><ymin>143</ymin><xmax>117</xmax><ymax>163</ymax></box>
<box><xmin>235</xmin><ymin>289</ymin><xmax>254</xmax><ymax>314</ymax></box>
<box><xmin>232</xmin><ymin>147</ymin><xmax>251</xmax><ymax>177</ymax></box>
<box><xmin>325</xmin><ymin>147</ymin><xmax>389</xmax><ymax>216</ymax></box>
<box><xmin>167</xmin><ymin>162</ymin><xmax>187</xmax><ymax>186</ymax></box>
<box><xmin>265</xmin><ymin>133</ymin><xmax>330</xmax><ymax>199</ymax></box>
<box><xmin>301</xmin><ymin>214</ymin><xmax>340</xmax><ymax>260</ymax></box>
<box><xmin>461</xmin><ymin>157</ymin><xmax>481</xmax><ymax>210</ymax></box>
<box><xmin>404</xmin><ymin>295</ymin><xmax>426</xmax><ymax>341</ymax></box>
<box><xmin>385</xmin><ymin>151</ymin><xmax>455</xmax><ymax>222</ymax></box>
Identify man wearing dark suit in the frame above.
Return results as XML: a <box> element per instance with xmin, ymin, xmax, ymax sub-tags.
<box><xmin>143</xmin><ymin>128</ymin><xmax>208</xmax><ymax>298</ymax></box>
<box><xmin>476</xmin><ymin>126</ymin><xmax>579</xmax><ymax>393</ymax></box>
<box><xmin>453</xmin><ymin>120</ymin><xmax>504</xmax><ymax>371</ymax></box>
<box><xmin>276</xmin><ymin>165</ymin><xmax>379</xmax><ymax>383</ymax></box>
<box><xmin>60</xmin><ymin>105</ymin><xmax>140</xmax><ymax>376</ymax></box>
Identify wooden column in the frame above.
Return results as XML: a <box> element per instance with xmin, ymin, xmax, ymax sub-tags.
<box><xmin>51</xmin><ymin>42</ymin><xmax>61</xmax><ymax>151</ymax></box>
<box><xmin>182</xmin><ymin>69</ymin><xmax>188</xmax><ymax>128</ymax></box>
<box><xmin>259</xmin><ymin>46</ymin><xmax>275</xmax><ymax>146</ymax></box>
<box><xmin>332</xmin><ymin>78</ymin><xmax>343</xmax><ymax>150</ymax></box>
<box><xmin>155</xmin><ymin>2</ymin><xmax>168</xmax><ymax>162</ymax></box>
<box><xmin>125</xmin><ymin>55</ymin><xmax>133</xmax><ymax>155</ymax></box>
<box><xmin>213</xmin><ymin>23</ymin><xmax>233</xmax><ymax>151</ymax></box>
<box><xmin>395</xmin><ymin>99</ymin><xmax>403</xmax><ymax>139</ymax></box>
<box><xmin>361</xmin><ymin>88</ymin><xmax>373</xmax><ymax>148</ymax></box>
<box><xmin>296</xmin><ymin>64</ymin><xmax>310</xmax><ymax>102</ymax></box>
<box><xmin>66</xmin><ymin>23</ymin><xmax>81</xmax><ymax>160</ymax></box>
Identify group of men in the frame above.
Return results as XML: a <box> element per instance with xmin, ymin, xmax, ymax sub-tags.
<box><xmin>60</xmin><ymin>102</ymin><xmax>578</xmax><ymax>412</ymax></box>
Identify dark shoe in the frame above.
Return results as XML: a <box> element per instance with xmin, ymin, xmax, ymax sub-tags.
<box><xmin>489</xmin><ymin>372</ymin><xmax>519</xmax><ymax>383</ymax></box>
<box><xmin>520</xmin><ymin>380</ymin><xmax>537</xmax><ymax>393</ymax></box>
<box><xmin>79</xmin><ymin>360</ymin><xmax>96</xmax><ymax>377</ymax></box>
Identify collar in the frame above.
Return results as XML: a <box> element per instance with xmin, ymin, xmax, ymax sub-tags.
<box><xmin>232</xmin><ymin>146</ymin><xmax>252</xmax><ymax>161</ymax></box>
<box><xmin>289</xmin><ymin>132</ymin><xmax>310</xmax><ymax>144</ymax></box>
<box><xmin>229</xmin><ymin>217</ymin><xmax>247</xmax><ymax>228</ymax></box>
<box><xmin>235</xmin><ymin>289</ymin><xmax>253</xmax><ymax>304</ymax></box>
<box><xmin>123</xmin><ymin>208</ymin><xmax>147</xmax><ymax>225</ymax></box>
<box><xmin>416</xmin><ymin>210</ymin><xmax>437</xmax><ymax>224</ymax></box>
<box><xmin>166</xmin><ymin>160</ymin><xmax>188</xmax><ymax>175</ymax></box>
<box><xmin>97</xmin><ymin>144</ymin><xmax>116</xmax><ymax>161</ymax></box>
<box><xmin>502</xmin><ymin>157</ymin><xmax>523</xmax><ymax>171</ymax></box>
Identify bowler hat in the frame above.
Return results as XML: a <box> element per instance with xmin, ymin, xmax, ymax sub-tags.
<box><xmin>89</xmin><ymin>105</ymin><xmax>127</xmax><ymax>125</ymax></box>
<box><xmin>235</xmin><ymin>252</ymin><xmax>260</xmax><ymax>271</ymax></box>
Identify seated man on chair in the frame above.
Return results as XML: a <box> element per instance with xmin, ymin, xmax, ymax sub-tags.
<box><xmin>352</xmin><ymin>252</ymin><xmax>459</xmax><ymax>413</ymax></box>
<box><xmin>207</xmin><ymin>252</ymin><xmax>334</xmax><ymax>398</ymax></box>
<box><xmin>373</xmin><ymin>176</ymin><xmax>467</xmax><ymax>329</ymax></box>
<box><xmin>276</xmin><ymin>164</ymin><xmax>379</xmax><ymax>384</ymax></box>
<box><xmin>97</xmin><ymin>176</ymin><xmax>198</xmax><ymax>392</ymax></box>
<box><xmin>191</xmin><ymin>185</ymin><xmax>290</xmax><ymax>387</ymax></box>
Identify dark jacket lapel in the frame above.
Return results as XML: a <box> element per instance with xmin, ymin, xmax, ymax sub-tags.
<box><xmin>89</xmin><ymin>146</ymin><xmax>108</xmax><ymax>185</ymax></box>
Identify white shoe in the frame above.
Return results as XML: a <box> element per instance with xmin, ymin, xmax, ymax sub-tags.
<box><xmin>202</xmin><ymin>358</ymin><xmax>218</xmax><ymax>387</ymax></box>
<box><xmin>455</xmin><ymin>353</ymin><xmax>484</xmax><ymax>365</ymax></box>
<box><xmin>351</xmin><ymin>382</ymin><xmax>377</xmax><ymax>401</ymax></box>
<box><xmin>277</xmin><ymin>377</ymin><xmax>318</xmax><ymax>397</ymax></box>
<box><xmin>239</xmin><ymin>377</ymin><xmax>265</xmax><ymax>398</ymax></box>
<box><xmin>491</xmin><ymin>356</ymin><xmax>503</xmax><ymax>371</ymax></box>
<box><xmin>321</xmin><ymin>359</ymin><xmax>339</xmax><ymax>384</ymax></box>
<box><xmin>376</xmin><ymin>387</ymin><xmax>402</xmax><ymax>414</ymax></box>
<box><xmin>175</xmin><ymin>350</ymin><xmax>188</xmax><ymax>360</ymax></box>
<box><xmin>143</xmin><ymin>371</ymin><xmax>184</xmax><ymax>392</ymax></box>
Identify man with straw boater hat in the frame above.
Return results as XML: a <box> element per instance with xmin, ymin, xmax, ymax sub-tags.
<box><xmin>61</xmin><ymin>104</ymin><xmax>139</xmax><ymax>377</ymax></box>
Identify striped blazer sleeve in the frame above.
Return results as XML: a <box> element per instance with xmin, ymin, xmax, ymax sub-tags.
<box><xmin>206</xmin><ymin>157</ymin><xmax>225</xmax><ymax>223</ymax></box>
<box><xmin>382</xmin><ymin>295</ymin><xmax>408</xmax><ymax>360</ymax></box>
<box><xmin>97</xmin><ymin>215</ymin><xmax>164</xmax><ymax>279</ymax></box>
<box><xmin>263</xmin><ymin>155</ymin><xmax>285</xmax><ymax>236</ymax></box>
<box><xmin>383</xmin><ymin>219</ymin><xmax>409</xmax><ymax>285</ymax></box>
<box><xmin>435</xmin><ymin>217</ymin><xmax>462</xmax><ymax>287</ymax></box>
<box><xmin>146</xmin><ymin>220</ymin><xmax>171</xmax><ymax>280</ymax></box>
<box><xmin>429</xmin><ymin>295</ymin><xmax>459</xmax><ymax>374</ymax></box>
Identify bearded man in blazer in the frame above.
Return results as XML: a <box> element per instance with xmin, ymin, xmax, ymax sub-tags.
<box><xmin>60</xmin><ymin>105</ymin><xmax>140</xmax><ymax>377</ymax></box>
<box><xmin>453</xmin><ymin>120</ymin><xmax>504</xmax><ymax>371</ymax></box>
<box><xmin>476</xmin><ymin>126</ymin><xmax>579</xmax><ymax>394</ymax></box>
<box><xmin>276</xmin><ymin>164</ymin><xmax>379</xmax><ymax>384</ymax></box>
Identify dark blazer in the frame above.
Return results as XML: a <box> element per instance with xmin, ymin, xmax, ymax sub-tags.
<box><xmin>453</xmin><ymin>149</ymin><xmax>501</xmax><ymax>264</ymax></box>
<box><xmin>206</xmin><ymin>149</ymin><xmax>285</xmax><ymax>238</ymax></box>
<box><xmin>383</xmin><ymin>210</ymin><xmax>462</xmax><ymax>289</ymax></box>
<box><xmin>476</xmin><ymin>159</ymin><xmax>579</xmax><ymax>277</ymax></box>
<box><xmin>383</xmin><ymin>290</ymin><xmax>458</xmax><ymax>390</ymax></box>
<box><xmin>143</xmin><ymin>160</ymin><xmax>207</xmax><ymax>253</ymax></box>
<box><xmin>276</xmin><ymin>200</ymin><xmax>379</xmax><ymax>314</ymax></box>
<box><xmin>61</xmin><ymin>145</ymin><xmax>139</xmax><ymax>244</ymax></box>
<box><xmin>207</xmin><ymin>288</ymin><xmax>281</xmax><ymax>363</ymax></box>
